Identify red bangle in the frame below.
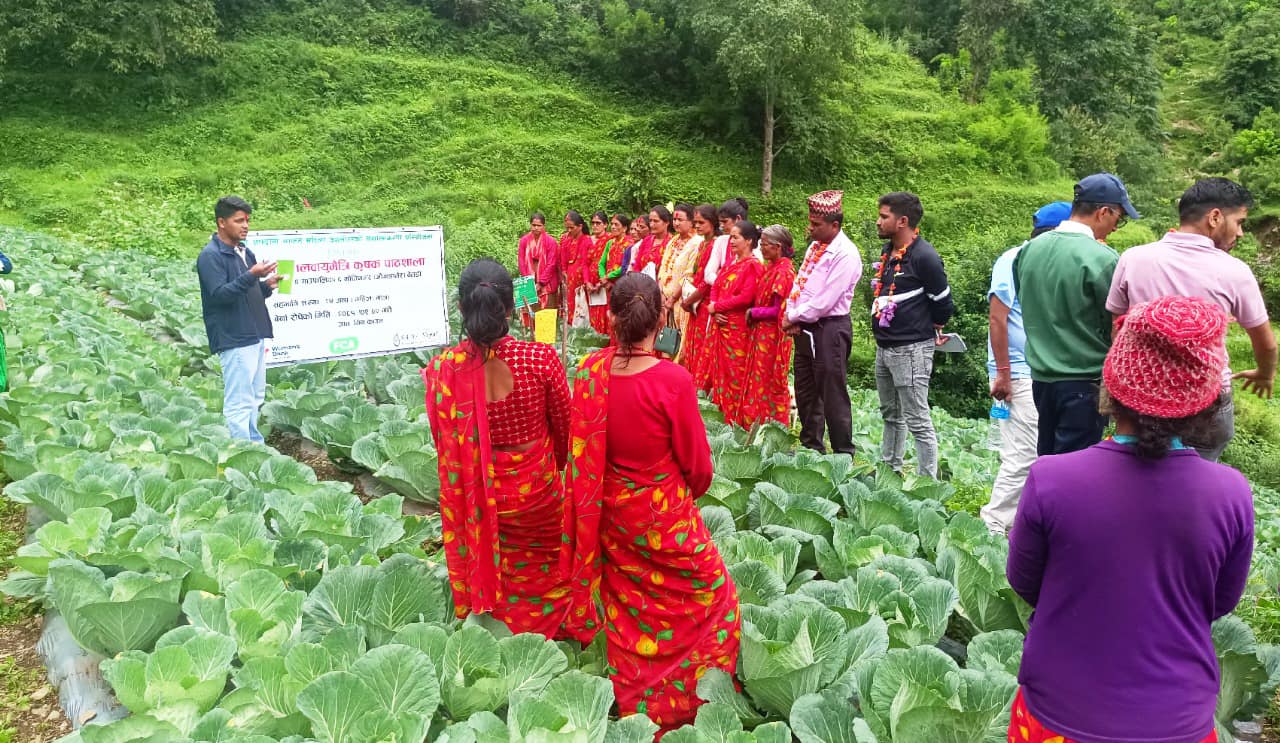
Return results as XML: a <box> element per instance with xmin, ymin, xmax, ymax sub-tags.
<box><xmin>995</xmin><ymin>366</ymin><xmax>1011</xmax><ymax>371</ymax></box>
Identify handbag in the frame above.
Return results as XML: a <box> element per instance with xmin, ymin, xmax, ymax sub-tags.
<box><xmin>654</xmin><ymin>324</ymin><xmax>682</xmax><ymax>358</ymax></box>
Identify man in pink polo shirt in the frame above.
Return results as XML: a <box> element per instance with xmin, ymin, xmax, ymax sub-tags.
<box><xmin>1106</xmin><ymin>177</ymin><xmax>1277</xmax><ymax>461</ymax></box>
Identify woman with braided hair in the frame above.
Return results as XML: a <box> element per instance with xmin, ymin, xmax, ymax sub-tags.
<box><xmin>562</xmin><ymin>273</ymin><xmax>740</xmax><ymax>729</ymax></box>
<box><xmin>1006</xmin><ymin>295</ymin><xmax>1254</xmax><ymax>743</ymax></box>
<box><xmin>421</xmin><ymin>258</ymin><xmax>573</xmax><ymax>637</ymax></box>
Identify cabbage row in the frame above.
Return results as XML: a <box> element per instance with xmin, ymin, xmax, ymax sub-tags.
<box><xmin>1</xmin><ymin>226</ymin><xmax>1278</xmax><ymax>743</ymax></box>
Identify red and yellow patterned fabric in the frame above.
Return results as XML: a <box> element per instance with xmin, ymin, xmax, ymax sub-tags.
<box><xmin>1008</xmin><ymin>689</ymin><xmax>1218</xmax><ymax>743</ymax></box>
<box><xmin>422</xmin><ymin>337</ymin><xmax>573</xmax><ymax>637</ymax></box>
<box><xmin>632</xmin><ymin>233</ymin><xmax>672</xmax><ymax>275</ymax></box>
<box><xmin>586</xmin><ymin>235</ymin><xmax>618</xmax><ymax>335</ymax></box>
<box><xmin>562</xmin><ymin>348</ymin><xmax>741</xmax><ymax>728</ymax></box>
<box><xmin>681</xmin><ymin>237</ymin><xmax>718</xmax><ymax>392</ymax></box>
<box><xmin>707</xmin><ymin>255</ymin><xmax>763</xmax><ymax>427</ymax></box>
<box><xmin>586</xmin><ymin>235</ymin><xmax>632</xmax><ymax>333</ymax></box>
<box><xmin>741</xmin><ymin>258</ymin><xmax>796</xmax><ymax>426</ymax></box>
<box><xmin>561</xmin><ymin>233</ymin><xmax>593</xmax><ymax>319</ymax></box>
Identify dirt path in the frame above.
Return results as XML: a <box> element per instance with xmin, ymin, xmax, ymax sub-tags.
<box><xmin>1</xmin><ymin>502</ymin><xmax>72</xmax><ymax>742</ymax></box>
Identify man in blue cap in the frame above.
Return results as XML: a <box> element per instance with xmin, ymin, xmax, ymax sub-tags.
<box><xmin>982</xmin><ymin>200</ymin><xmax>1070</xmax><ymax>534</ymax></box>
<box><xmin>1014</xmin><ymin>174</ymin><xmax>1139</xmax><ymax>455</ymax></box>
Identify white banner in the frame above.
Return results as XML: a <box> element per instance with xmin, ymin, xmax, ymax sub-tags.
<box><xmin>246</xmin><ymin>226</ymin><xmax>449</xmax><ymax>367</ymax></box>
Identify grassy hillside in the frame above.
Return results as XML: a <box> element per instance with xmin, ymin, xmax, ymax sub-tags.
<box><xmin>1</xmin><ymin>25</ymin><xmax>1276</xmax><ymax>486</ymax></box>
<box><xmin>0</xmin><ymin>31</ymin><xmax>1075</xmax><ymax>252</ymax></box>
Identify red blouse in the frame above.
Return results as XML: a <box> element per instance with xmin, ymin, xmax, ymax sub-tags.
<box><xmin>485</xmin><ymin>338</ymin><xmax>571</xmax><ymax>467</ymax></box>
<box><xmin>605</xmin><ymin>360</ymin><xmax>713</xmax><ymax>496</ymax></box>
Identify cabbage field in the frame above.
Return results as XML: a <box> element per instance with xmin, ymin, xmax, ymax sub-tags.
<box><xmin>1</xmin><ymin>224</ymin><xmax>1279</xmax><ymax>743</ymax></box>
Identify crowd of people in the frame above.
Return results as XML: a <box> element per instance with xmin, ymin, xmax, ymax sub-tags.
<box><xmin>195</xmin><ymin>176</ymin><xmax>1275</xmax><ymax>740</ymax></box>
<box><xmin>516</xmin><ymin>191</ymin><xmax>958</xmax><ymax>470</ymax></box>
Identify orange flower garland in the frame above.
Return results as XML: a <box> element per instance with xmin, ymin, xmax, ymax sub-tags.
<box><xmin>787</xmin><ymin>241</ymin><xmax>831</xmax><ymax>307</ymax></box>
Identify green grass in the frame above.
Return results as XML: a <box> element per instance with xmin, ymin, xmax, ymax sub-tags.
<box><xmin>1222</xmin><ymin>324</ymin><xmax>1280</xmax><ymax>490</ymax></box>
<box><xmin>0</xmin><ymin>498</ymin><xmax>29</xmax><ymax>627</ymax></box>
<box><xmin>0</xmin><ymin>656</ymin><xmax>45</xmax><ymax>743</ymax></box>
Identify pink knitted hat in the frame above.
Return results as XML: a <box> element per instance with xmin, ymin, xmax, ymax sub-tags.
<box><xmin>1103</xmin><ymin>295</ymin><xmax>1229</xmax><ymax>419</ymax></box>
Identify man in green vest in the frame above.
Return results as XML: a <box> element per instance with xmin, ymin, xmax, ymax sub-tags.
<box><xmin>1014</xmin><ymin>173</ymin><xmax>1139</xmax><ymax>455</ymax></box>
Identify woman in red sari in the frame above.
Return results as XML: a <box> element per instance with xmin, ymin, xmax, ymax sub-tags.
<box><xmin>563</xmin><ymin>273</ymin><xmax>740</xmax><ymax>729</ymax></box>
<box><xmin>422</xmin><ymin>258</ymin><xmax>573</xmax><ymax>637</ymax></box>
<box><xmin>560</xmin><ymin>211</ymin><xmax>593</xmax><ymax>322</ymax></box>
<box><xmin>682</xmin><ymin>198</ymin><xmax>748</xmax><ymax>392</ymax></box>
<box><xmin>518</xmin><ymin>212</ymin><xmax>559</xmax><ymax>309</ymax></box>
<box><xmin>707</xmin><ymin>221</ymin><xmax>765</xmax><ymax>427</ymax></box>
<box><xmin>678</xmin><ymin>204</ymin><xmax>720</xmax><ymax>387</ymax></box>
<box><xmin>742</xmin><ymin>224</ymin><xmax>797</xmax><ymax>427</ymax></box>
<box><xmin>588</xmin><ymin>213</ymin><xmax>631</xmax><ymax>335</ymax></box>
<box><xmin>631</xmin><ymin>206</ymin><xmax>673</xmax><ymax>278</ymax></box>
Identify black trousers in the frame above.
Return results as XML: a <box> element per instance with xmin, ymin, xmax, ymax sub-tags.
<box><xmin>1032</xmin><ymin>379</ymin><xmax>1108</xmax><ymax>455</ymax></box>
<box><xmin>793</xmin><ymin>314</ymin><xmax>855</xmax><ymax>456</ymax></box>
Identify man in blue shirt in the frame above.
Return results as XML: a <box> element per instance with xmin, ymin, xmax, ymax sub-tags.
<box><xmin>982</xmin><ymin>201</ymin><xmax>1070</xmax><ymax>534</ymax></box>
<box><xmin>196</xmin><ymin>196</ymin><xmax>279</xmax><ymax>442</ymax></box>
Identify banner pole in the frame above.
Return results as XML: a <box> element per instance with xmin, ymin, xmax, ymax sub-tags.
<box><xmin>559</xmin><ymin>275</ymin><xmax>571</xmax><ymax>373</ymax></box>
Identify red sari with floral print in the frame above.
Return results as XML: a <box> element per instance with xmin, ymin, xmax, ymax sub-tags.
<box><xmin>707</xmin><ymin>254</ymin><xmax>764</xmax><ymax>427</ymax></box>
<box><xmin>561</xmin><ymin>233</ymin><xmax>593</xmax><ymax>319</ymax></box>
<box><xmin>631</xmin><ymin>233</ymin><xmax>672</xmax><ymax>275</ymax></box>
<box><xmin>680</xmin><ymin>237</ymin><xmax>718</xmax><ymax>392</ymax></box>
<box><xmin>422</xmin><ymin>337</ymin><xmax>573</xmax><ymax>637</ymax></box>
<box><xmin>1009</xmin><ymin>689</ymin><xmax>1217</xmax><ymax>743</ymax></box>
<box><xmin>562</xmin><ymin>348</ymin><xmax>741</xmax><ymax>728</ymax></box>
<box><xmin>590</xmin><ymin>236</ymin><xmax>634</xmax><ymax>335</ymax></box>
<box><xmin>741</xmin><ymin>258</ymin><xmax>796</xmax><ymax>426</ymax></box>
<box><xmin>584</xmin><ymin>235</ymin><xmax>613</xmax><ymax>334</ymax></box>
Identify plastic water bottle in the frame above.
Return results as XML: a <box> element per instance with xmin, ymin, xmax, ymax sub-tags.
<box><xmin>987</xmin><ymin>401</ymin><xmax>1010</xmax><ymax>451</ymax></box>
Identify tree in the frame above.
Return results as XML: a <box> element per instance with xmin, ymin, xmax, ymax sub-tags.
<box><xmin>957</xmin><ymin>0</ymin><xmax>1029</xmax><ymax>97</ymax></box>
<box><xmin>690</xmin><ymin>0</ymin><xmax>860</xmax><ymax>195</ymax></box>
<box><xmin>1025</xmin><ymin>0</ymin><xmax>1160</xmax><ymax>139</ymax></box>
<box><xmin>0</xmin><ymin>0</ymin><xmax>219</xmax><ymax>73</ymax></box>
<box><xmin>1219</xmin><ymin>7</ymin><xmax>1280</xmax><ymax>127</ymax></box>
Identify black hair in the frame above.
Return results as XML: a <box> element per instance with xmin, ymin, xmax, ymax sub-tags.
<box><xmin>610</xmin><ymin>273</ymin><xmax>663</xmax><ymax>351</ymax></box>
<box><xmin>564</xmin><ymin>210</ymin><xmax>586</xmax><ymax>230</ymax></box>
<box><xmin>878</xmin><ymin>192</ymin><xmax>923</xmax><ymax>228</ymax></box>
<box><xmin>672</xmin><ymin>202</ymin><xmax>695</xmax><ymax>222</ymax></box>
<box><xmin>457</xmin><ymin>258</ymin><xmax>514</xmax><ymax>351</ymax></box>
<box><xmin>1070</xmin><ymin>200</ymin><xmax>1120</xmax><ymax>218</ymax></box>
<box><xmin>1178</xmin><ymin>178</ymin><xmax>1255</xmax><ymax>223</ymax></box>
<box><xmin>718</xmin><ymin>197</ymin><xmax>749</xmax><ymax>222</ymax></box>
<box><xmin>817</xmin><ymin>210</ymin><xmax>843</xmax><ymax>227</ymax></box>
<box><xmin>694</xmin><ymin>203</ymin><xmax>720</xmax><ymax>234</ymax></box>
<box><xmin>733</xmin><ymin>220</ymin><xmax>762</xmax><ymax>248</ymax></box>
<box><xmin>611</xmin><ymin>213</ymin><xmax>633</xmax><ymax>230</ymax></box>
<box><xmin>1099</xmin><ymin>389</ymin><xmax>1225</xmax><ymax>461</ymax></box>
<box><xmin>215</xmin><ymin>195</ymin><xmax>252</xmax><ymax>221</ymax></box>
<box><xmin>591</xmin><ymin>211</ymin><xmax>608</xmax><ymax>226</ymax></box>
<box><xmin>1029</xmin><ymin>225</ymin><xmax>1055</xmax><ymax>240</ymax></box>
<box><xmin>648</xmin><ymin>205</ymin><xmax>672</xmax><ymax>231</ymax></box>
<box><xmin>530</xmin><ymin>212</ymin><xmax>546</xmax><ymax>225</ymax></box>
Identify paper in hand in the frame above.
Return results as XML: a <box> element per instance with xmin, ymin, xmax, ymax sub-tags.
<box><xmin>934</xmin><ymin>333</ymin><xmax>968</xmax><ymax>353</ymax></box>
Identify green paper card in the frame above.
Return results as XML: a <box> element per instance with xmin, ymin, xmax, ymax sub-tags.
<box><xmin>513</xmin><ymin>275</ymin><xmax>538</xmax><ymax>308</ymax></box>
<box><xmin>275</xmin><ymin>259</ymin><xmax>294</xmax><ymax>295</ymax></box>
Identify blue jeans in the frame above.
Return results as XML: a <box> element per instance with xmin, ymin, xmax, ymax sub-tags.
<box><xmin>218</xmin><ymin>340</ymin><xmax>267</xmax><ymax>443</ymax></box>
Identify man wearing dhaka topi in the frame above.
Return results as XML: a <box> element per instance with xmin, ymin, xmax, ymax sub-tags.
<box><xmin>782</xmin><ymin>190</ymin><xmax>863</xmax><ymax>457</ymax></box>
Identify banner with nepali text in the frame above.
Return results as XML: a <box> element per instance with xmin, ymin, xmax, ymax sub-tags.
<box><xmin>246</xmin><ymin>226</ymin><xmax>448</xmax><ymax>366</ymax></box>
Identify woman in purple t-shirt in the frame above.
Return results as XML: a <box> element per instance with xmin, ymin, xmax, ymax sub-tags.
<box><xmin>1007</xmin><ymin>295</ymin><xmax>1254</xmax><ymax>743</ymax></box>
